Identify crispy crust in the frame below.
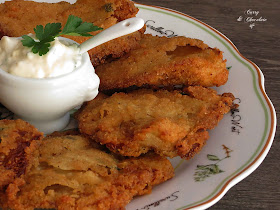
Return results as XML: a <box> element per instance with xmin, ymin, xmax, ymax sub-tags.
<box><xmin>1</xmin><ymin>134</ymin><xmax>174</xmax><ymax>210</ymax></box>
<box><xmin>76</xmin><ymin>86</ymin><xmax>235</xmax><ymax>159</ymax></box>
<box><xmin>0</xmin><ymin>0</ymin><xmax>144</xmax><ymax>66</ymax></box>
<box><xmin>0</xmin><ymin>119</ymin><xmax>43</xmax><ymax>189</ymax></box>
<box><xmin>96</xmin><ymin>34</ymin><xmax>228</xmax><ymax>91</ymax></box>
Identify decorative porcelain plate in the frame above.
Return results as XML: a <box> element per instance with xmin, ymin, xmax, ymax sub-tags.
<box><xmin>0</xmin><ymin>2</ymin><xmax>276</xmax><ymax>210</ymax></box>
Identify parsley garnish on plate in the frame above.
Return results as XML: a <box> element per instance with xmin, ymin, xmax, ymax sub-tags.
<box><xmin>21</xmin><ymin>15</ymin><xmax>102</xmax><ymax>56</ymax></box>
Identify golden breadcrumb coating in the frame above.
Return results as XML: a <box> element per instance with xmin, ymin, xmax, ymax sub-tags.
<box><xmin>96</xmin><ymin>34</ymin><xmax>228</xmax><ymax>91</ymax></box>
<box><xmin>0</xmin><ymin>0</ymin><xmax>144</xmax><ymax>66</ymax></box>
<box><xmin>0</xmin><ymin>119</ymin><xmax>43</xmax><ymax>189</ymax></box>
<box><xmin>75</xmin><ymin>86</ymin><xmax>235</xmax><ymax>159</ymax></box>
<box><xmin>1</xmin><ymin>134</ymin><xmax>174</xmax><ymax>210</ymax></box>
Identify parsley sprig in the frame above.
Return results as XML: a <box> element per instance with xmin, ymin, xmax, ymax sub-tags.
<box><xmin>21</xmin><ymin>15</ymin><xmax>102</xmax><ymax>56</ymax></box>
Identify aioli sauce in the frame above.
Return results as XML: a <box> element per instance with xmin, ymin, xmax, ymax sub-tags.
<box><xmin>0</xmin><ymin>36</ymin><xmax>82</xmax><ymax>78</ymax></box>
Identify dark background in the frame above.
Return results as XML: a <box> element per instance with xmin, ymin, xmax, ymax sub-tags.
<box><xmin>135</xmin><ymin>0</ymin><xmax>279</xmax><ymax>209</ymax></box>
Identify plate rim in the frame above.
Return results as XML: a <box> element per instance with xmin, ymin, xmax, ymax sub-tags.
<box><xmin>135</xmin><ymin>3</ymin><xmax>277</xmax><ymax>210</ymax></box>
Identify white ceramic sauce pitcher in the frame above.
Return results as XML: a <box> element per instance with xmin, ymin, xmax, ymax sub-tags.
<box><xmin>0</xmin><ymin>18</ymin><xmax>144</xmax><ymax>134</ymax></box>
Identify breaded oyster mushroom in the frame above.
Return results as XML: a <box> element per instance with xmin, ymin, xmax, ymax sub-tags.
<box><xmin>2</xmin><ymin>133</ymin><xmax>174</xmax><ymax>210</ymax></box>
<box><xmin>96</xmin><ymin>34</ymin><xmax>228</xmax><ymax>91</ymax></box>
<box><xmin>0</xmin><ymin>0</ymin><xmax>144</xmax><ymax>66</ymax></box>
<box><xmin>76</xmin><ymin>86</ymin><xmax>235</xmax><ymax>159</ymax></box>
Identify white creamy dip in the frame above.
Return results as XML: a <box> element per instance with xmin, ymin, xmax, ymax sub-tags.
<box><xmin>0</xmin><ymin>36</ymin><xmax>82</xmax><ymax>78</ymax></box>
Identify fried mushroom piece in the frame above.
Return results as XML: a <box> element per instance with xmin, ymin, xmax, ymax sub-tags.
<box><xmin>76</xmin><ymin>86</ymin><xmax>235</xmax><ymax>159</ymax></box>
<box><xmin>0</xmin><ymin>119</ymin><xmax>43</xmax><ymax>189</ymax></box>
<box><xmin>1</xmin><ymin>134</ymin><xmax>174</xmax><ymax>210</ymax></box>
<box><xmin>0</xmin><ymin>0</ymin><xmax>144</xmax><ymax>66</ymax></box>
<box><xmin>96</xmin><ymin>34</ymin><xmax>228</xmax><ymax>91</ymax></box>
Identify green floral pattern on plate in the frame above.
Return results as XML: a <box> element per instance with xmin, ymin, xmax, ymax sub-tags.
<box><xmin>194</xmin><ymin>145</ymin><xmax>233</xmax><ymax>182</ymax></box>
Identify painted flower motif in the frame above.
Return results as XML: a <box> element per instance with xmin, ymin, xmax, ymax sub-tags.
<box><xmin>194</xmin><ymin>145</ymin><xmax>233</xmax><ymax>182</ymax></box>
